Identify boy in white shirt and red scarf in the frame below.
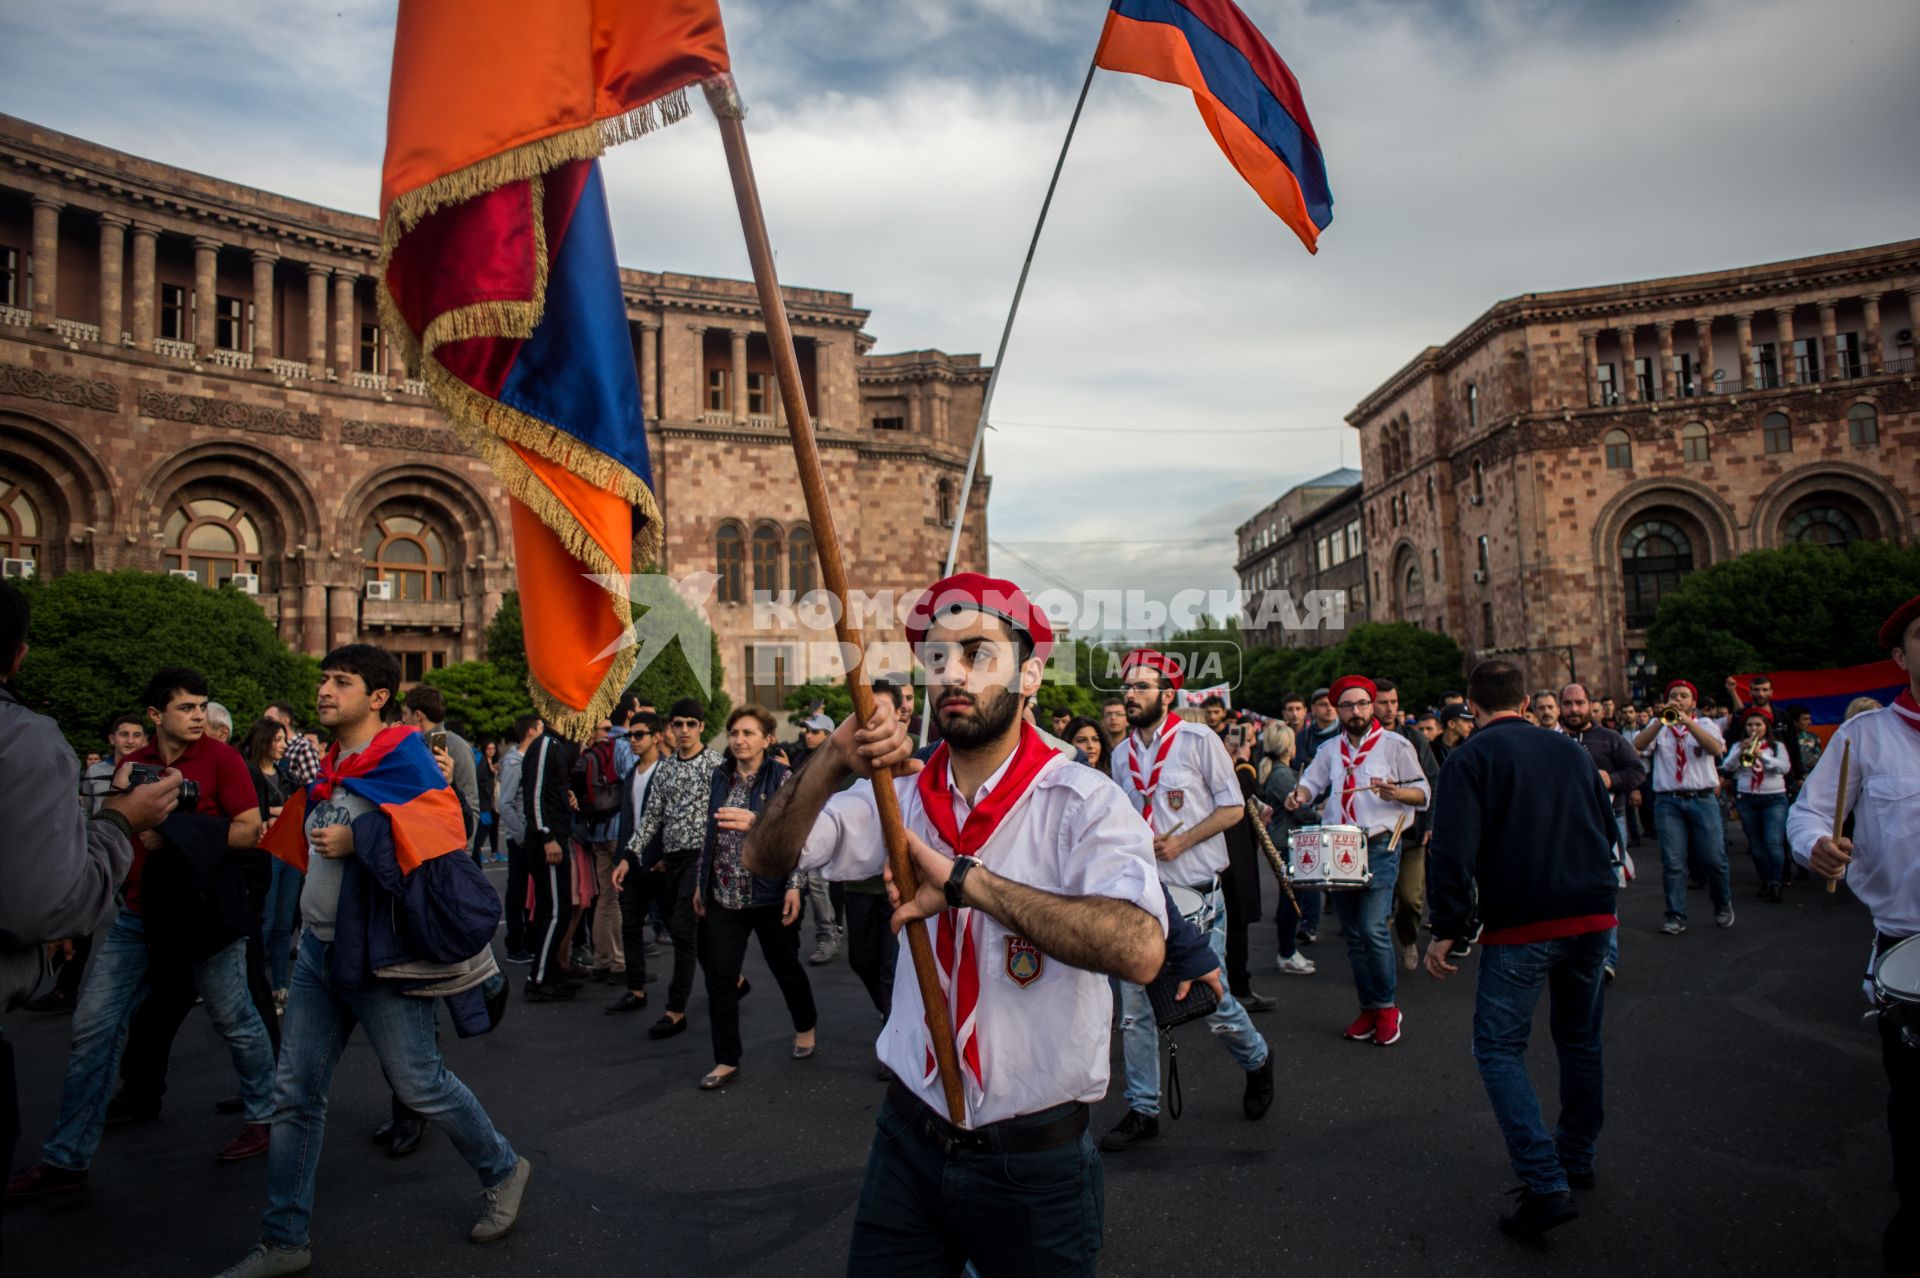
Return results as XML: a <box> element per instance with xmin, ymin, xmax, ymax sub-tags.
<box><xmin>1633</xmin><ymin>679</ymin><xmax>1731</xmax><ymax>934</ymax></box>
<box><xmin>1285</xmin><ymin>674</ymin><xmax>1430</xmax><ymax>1045</ymax></box>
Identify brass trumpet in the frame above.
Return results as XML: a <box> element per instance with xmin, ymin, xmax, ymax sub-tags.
<box><xmin>1659</xmin><ymin>705</ymin><xmax>1685</xmax><ymax>726</ymax></box>
<box><xmin>1740</xmin><ymin>724</ymin><xmax>1766</xmax><ymax>769</ymax></box>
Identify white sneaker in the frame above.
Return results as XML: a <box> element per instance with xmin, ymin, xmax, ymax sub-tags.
<box><xmin>214</xmin><ymin>1243</ymin><xmax>311</xmax><ymax>1278</ymax></box>
<box><xmin>1401</xmin><ymin>942</ymin><xmax>1420</xmax><ymax>971</ymax></box>
<box><xmin>1275</xmin><ymin>951</ymin><xmax>1316</xmax><ymax>976</ymax></box>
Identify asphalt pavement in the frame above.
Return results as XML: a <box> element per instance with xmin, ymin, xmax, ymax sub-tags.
<box><xmin>2</xmin><ymin>831</ymin><xmax>1894</xmax><ymax>1277</ymax></box>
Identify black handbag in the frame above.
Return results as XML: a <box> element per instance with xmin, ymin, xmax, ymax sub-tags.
<box><xmin>1144</xmin><ymin>966</ymin><xmax>1219</xmax><ymax>1120</ymax></box>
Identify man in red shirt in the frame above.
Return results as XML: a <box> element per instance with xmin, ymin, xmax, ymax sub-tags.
<box><xmin>9</xmin><ymin>668</ymin><xmax>276</xmax><ymax>1202</ymax></box>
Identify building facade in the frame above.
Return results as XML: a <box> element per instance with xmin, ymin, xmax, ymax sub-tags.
<box><xmin>1347</xmin><ymin>239</ymin><xmax>1918</xmax><ymax>700</ymax></box>
<box><xmin>0</xmin><ymin>114</ymin><xmax>988</xmax><ymax>705</ymax></box>
<box><xmin>1234</xmin><ymin>467</ymin><xmax>1366</xmax><ymax>649</ymax></box>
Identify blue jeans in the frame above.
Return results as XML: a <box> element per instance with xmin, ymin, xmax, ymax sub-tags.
<box><xmin>263</xmin><ymin>859</ymin><xmax>304</xmax><ymax>991</ymax></box>
<box><xmin>1653</xmin><ymin>794</ymin><xmax>1729</xmax><ymax>920</ymax></box>
<box><xmin>1733</xmin><ymin>793</ymin><xmax>1788</xmax><ymax>886</ymax></box>
<box><xmin>41</xmin><ymin>911</ymin><xmax>275</xmax><ymax>1170</ymax></box>
<box><xmin>1118</xmin><ymin>886</ymin><xmax>1269</xmax><ymax>1118</ymax></box>
<box><xmin>1299</xmin><ymin>888</ymin><xmax>1324</xmax><ymax>936</ymax></box>
<box><xmin>1330</xmin><ymin>839</ymin><xmax>1400</xmax><ymax>1009</ymax></box>
<box><xmin>848</xmin><ymin>1096</ymin><xmax>1103</xmax><ymax>1276</ymax></box>
<box><xmin>1471</xmin><ymin>931</ymin><xmax>1608</xmax><ymax>1195</ymax></box>
<box><xmin>260</xmin><ymin>934</ymin><xmax>517</xmax><ymax>1249</ymax></box>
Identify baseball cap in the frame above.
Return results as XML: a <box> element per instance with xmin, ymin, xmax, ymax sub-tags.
<box><xmin>801</xmin><ymin>715</ymin><xmax>833</xmax><ymax>732</ymax></box>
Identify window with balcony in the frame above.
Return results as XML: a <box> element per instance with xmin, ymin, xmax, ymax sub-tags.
<box><xmin>1672</xmin><ymin>352</ymin><xmax>1696</xmax><ymax>397</ymax></box>
<box><xmin>1681</xmin><ymin>421</ymin><xmax>1710</xmax><ymax>463</ymax></box>
<box><xmin>0</xmin><ymin>477</ymin><xmax>43</xmax><ymax>566</ymax></box>
<box><xmin>714</xmin><ymin>522</ymin><xmax>744</xmax><ymax>603</ymax></box>
<box><xmin>1762</xmin><ymin>411</ymin><xmax>1792</xmax><ymax>454</ymax></box>
<box><xmin>1603</xmin><ymin>428</ymin><xmax>1632</xmax><ymax>469</ymax></box>
<box><xmin>872</xmin><ymin>415</ymin><xmax>905</xmax><ymax>431</ymax></box>
<box><xmin>747</xmin><ymin>371</ymin><xmax>768</xmax><ymax>415</ymax></box>
<box><xmin>1793</xmin><ymin>338</ymin><xmax>1821</xmax><ymax>385</ymax></box>
<box><xmin>706</xmin><ymin>367</ymin><xmax>729</xmax><ymax>413</ymax></box>
<box><xmin>1752</xmin><ymin>342</ymin><xmax>1779</xmax><ymax>389</ymax></box>
<box><xmin>1595</xmin><ymin>363</ymin><xmax>1618</xmax><ymax>405</ymax></box>
<box><xmin>160</xmin><ymin>284</ymin><xmax>188</xmax><ymax>341</ymax></box>
<box><xmin>0</xmin><ymin>246</ymin><xmax>17</xmax><ymax>309</ymax></box>
<box><xmin>1635</xmin><ymin>357</ymin><xmax>1655</xmax><ymax>402</ymax></box>
<box><xmin>362</xmin><ymin>513</ymin><xmax>449</xmax><ymax>601</ymax></box>
<box><xmin>789</xmin><ymin>525</ymin><xmax>817</xmax><ymax>598</ymax></box>
<box><xmin>1849</xmin><ymin>402</ymin><xmax>1879</xmax><ymax>447</ymax></box>
<box><xmin>359</xmin><ymin>323</ymin><xmax>386</xmax><ymax>374</ymax></box>
<box><xmin>750</xmin><ymin>524</ymin><xmax>781</xmax><ymax>596</ymax></box>
<box><xmin>163</xmin><ymin>497</ymin><xmax>263</xmax><ymax>588</ymax></box>
<box><xmin>214</xmin><ymin>295</ymin><xmax>246</xmax><ymax>352</ymax></box>
<box><xmin>1836</xmin><ymin>332</ymin><xmax>1864</xmax><ymax>379</ymax></box>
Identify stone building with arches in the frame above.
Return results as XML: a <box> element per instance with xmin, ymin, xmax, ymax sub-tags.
<box><xmin>0</xmin><ymin>114</ymin><xmax>988</xmax><ymax>704</ymax></box>
<box><xmin>1347</xmin><ymin>238</ymin><xmax>1918</xmax><ymax>700</ymax></box>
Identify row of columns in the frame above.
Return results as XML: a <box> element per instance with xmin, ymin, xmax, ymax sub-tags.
<box><xmin>690</xmin><ymin>324</ymin><xmax>829</xmax><ymax>426</ymax></box>
<box><xmin>25</xmin><ymin>194</ymin><xmax>370</xmax><ymax>376</ymax></box>
<box><xmin>1583</xmin><ymin>289</ymin><xmax>1914</xmax><ymax>406</ymax></box>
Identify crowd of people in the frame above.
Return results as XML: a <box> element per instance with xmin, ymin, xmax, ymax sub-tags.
<box><xmin>4</xmin><ymin>567</ymin><xmax>1917</xmax><ymax>1277</ymax></box>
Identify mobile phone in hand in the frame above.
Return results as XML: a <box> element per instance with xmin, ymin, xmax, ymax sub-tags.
<box><xmin>428</xmin><ymin>729</ymin><xmax>447</xmax><ymax>752</ymax></box>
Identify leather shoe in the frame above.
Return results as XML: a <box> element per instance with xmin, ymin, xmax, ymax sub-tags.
<box><xmin>605</xmin><ymin>991</ymin><xmax>648</xmax><ymax>1015</ymax></box>
<box><xmin>387</xmin><ymin>1117</ymin><xmax>426</xmax><ymax>1158</ymax></box>
<box><xmin>216</xmin><ymin>1122</ymin><xmax>271</xmax><ymax>1162</ymax></box>
<box><xmin>648</xmin><ymin>1014</ymin><xmax>689</xmax><ymax>1040</ymax></box>
<box><xmin>105</xmin><ymin>1094</ymin><xmax>160</xmax><ymax>1127</ymax></box>
<box><xmin>1239</xmin><ymin>991</ymin><xmax>1277</xmax><ymax>1013</ymax></box>
<box><xmin>7</xmin><ymin>1162</ymin><xmax>87</xmax><ymax>1199</ymax></box>
<box><xmin>371</xmin><ymin>1119</ymin><xmax>399</xmax><ymax>1145</ymax></box>
<box><xmin>1243</xmin><ymin>1056</ymin><xmax>1275</xmax><ymax>1121</ymax></box>
<box><xmin>214</xmin><ymin>1096</ymin><xmax>245</xmax><ymax>1115</ymax></box>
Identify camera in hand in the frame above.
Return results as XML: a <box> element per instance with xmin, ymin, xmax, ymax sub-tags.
<box><xmin>127</xmin><ymin>761</ymin><xmax>199</xmax><ymax>807</ymax></box>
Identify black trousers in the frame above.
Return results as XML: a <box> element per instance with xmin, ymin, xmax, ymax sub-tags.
<box><xmin>118</xmin><ymin>930</ymin><xmax>280</xmax><ymax>1110</ymax></box>
<box><xmin>660</xmin><ymin>849</ymin><xmax>702</xmax><ymax>1014</ymax></box>
<box><xmin>1220</xmin><ymin>835</ymin><xmax>1262</xmax><ymax>997</ymax></box>
<box><xmin>843</xmin><ymin>891</ymin><xmax>897</xmax><ymax>1018</ymax></box>
<box><xmin>1</xmin><ymin>1034</ymin><xmax>17</xmax><ymax>1268</ymax></box>
<box><xmin>1879</xmin><ymin>933</ymin><xmax>1920</xmax><ymax>1271</ymax></box>
<box><xmin>527</xmin><ymin>840</ymin><xmax>573</xmax><ymax>986</ymax></box>
<box><xmin>697</xmin><ymin>901</ymin><xmax>816</xmax><ymax>1068</ymax></box>
<box><xmin>504</xmin><ymin>837</ymin><xmax>530</xmax><ymax>951</ymax></box>
<box><xmin>618</xmin><ymin>865</ymin><xmax>656</xmax><ymax>994</ymax></box>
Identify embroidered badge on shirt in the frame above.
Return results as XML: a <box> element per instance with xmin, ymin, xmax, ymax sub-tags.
<box><xmin>1006</xmin><ymin>936</ymin><xmax>1043</xmax><ymax>987</ymax></box>
<box><xmin>1166</xmin><ymin>789</ymin><xmax>1186</xmax><ymax>812</ymax></box>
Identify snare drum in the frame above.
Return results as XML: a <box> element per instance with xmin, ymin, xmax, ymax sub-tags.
<box><xmin>1874</xmin><ymin>935</ymin><xmax>1920</xmax><ymax>1042</ymax></box>
<box><xmin>1166</xmin><ymin>883</ymin><xmax>1217</xmax><ymax>932</ymax></box>
<box><xmin>1288</xmin><ymin>825</ymin><xmax>1370</xmax><ymax>890</ymax></box>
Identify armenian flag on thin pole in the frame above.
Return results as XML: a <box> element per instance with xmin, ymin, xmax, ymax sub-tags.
<box><xmin>1093</xmin><ymin>0</ymin><xmax>1333</xmax><ymax>253</ymax></box>
<box><xmin>375</xmin><ymin>0</ymin><xmax>730</xmax><ymax>737</ymax></box>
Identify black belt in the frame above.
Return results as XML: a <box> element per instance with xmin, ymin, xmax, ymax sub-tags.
<box><xmin>1657</xmin><ymin>788</ymin><xmax>1717</xmax><ymax>800</ymax></box>
<box><xmin>886</xmin><ymin>1081</ymin><xmax>1088</xmax><ymax>1156</ymax></box>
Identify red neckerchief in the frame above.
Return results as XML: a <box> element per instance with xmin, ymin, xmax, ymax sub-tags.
<box><xmin>1337</xmin><ymin>721</ymin><xmax>1384</xmax><ymax>823</ymax></box>
<box><xmin>913</xmin><ymin>723</ymin><xmax>1059</xmax><ymax>1094</ymax></box>
<box><xmin>1892</xmin><ymin>690</ymin><xmax>1920</xmax><ymax>740</ymax></box>
<box><xmin>1124</xmin><ymin>711</ymin><xmax>1181</xmax><ymax>826</ymax></box>
<box><xmin>1748</xmin><ymin>735</ymin><xmax>1768</xmax><ymax>789</ymax></box>
<box><xmin>1667</xmin><ymin>721</ymin><xmax>1692</xmax><ymax>785</ymax></box>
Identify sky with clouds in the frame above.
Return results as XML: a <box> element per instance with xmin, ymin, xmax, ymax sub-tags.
<box><xmin>3</xmin><ymin>0</ymin><xmax>1916</xmax><ymax>617</ymax></box>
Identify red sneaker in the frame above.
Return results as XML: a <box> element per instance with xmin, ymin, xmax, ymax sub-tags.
<box><xmin>1342</xmin><ymin>1008</ymin><xmax>1377</xmax><ymax>1042</ymax></box>
<box><xmin>6</xmin><ymin>1161</ymin><xmax>87</xmax><ymax>1199</ymax></box>
<box><xmin>216</xmin><ymin>1122</ymin><xmax>271</xmax><ymax>1162</ymax></box>
<box><xmin>1374</xmin><ymin>1006</ymin><xmax>1404</xmax><ymax>1046</ymax></box>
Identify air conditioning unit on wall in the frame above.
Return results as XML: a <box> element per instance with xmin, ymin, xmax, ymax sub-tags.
<box><xmin>365</xmin><ymin>579</ymin><xmax>394</xmax><ymax>601</ymax></box>
<box><xmin>169</xmin><ymin>568</ymin><xmax>199</xmax><ymax>584</ymax></box>
<box><xmin>230</xmin><ymin>572</ymin><xmax>260</xmax><ymax>595</ymax></box>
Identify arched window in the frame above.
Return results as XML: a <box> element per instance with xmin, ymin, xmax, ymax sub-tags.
<box><xmin>0</xmin><ymin>476</ymin><xmax>43</xmax><ymax>566</ymax></box>
<box><xmin>1783</xmin><ymin>504</ymin><xmax>1864</xmax><ymax>547</ymax></box>
<box><xmin>163</xmin><ymin>496</ymin><xmax>262</xmax><ymax>588</ymax></box>
<box><xmin>1620</xmin><ymin>518</ymin><xmax>1694</xmax><ymax>628</ymax></box>
<box><xmin>1400</xmin><ymin>560</ymin><xmax>1424</xmax><ymax>616</ymax></box>
<box><xmin>1762</xmin><ymin>411</ymin><xmax>1792</xmax><ymax>454</ymax></box>
<box><xmin>1466</xmin><ymin>382</ymin><xmax>1479</xmax><ymax>430</ymax></box>
<box><xmin>1680</xmin><ymin>421</ymin><xmax>1710</xmax><ymax>463</ymax></box>
<box><xmin>361</xmin><ymin>512</ymin><xmax>449</xmax><ymax>601</ymax></box>
<box><xmin>788</xmin><ymin>525</ymin><xmax>817</xmax><ymax>598</ymax></box>
<box><xmin>714</xmin><ymin>523</ymin><xmax>744</xmax><ymax>604</ymax></box>
<box><xmin>1603</xmin><ymin>429</ymin><xmax>1632</xmax><ymax>470</ymax></box>
<box><xmin>1849</xmin><ymin>403</ymin><xmax>1880</xmax><ymax>448</ymax></box>
<box><xmin>750</xmin><ymin>523</ymin><xmax>781</xmax><ymax>596</ymax></box>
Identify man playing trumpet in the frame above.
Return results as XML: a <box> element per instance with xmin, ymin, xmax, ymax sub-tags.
<box><xmin>1632</xmin><ymin>680</ymin><xmax>1730</xmax><ymax>935</ymax></box>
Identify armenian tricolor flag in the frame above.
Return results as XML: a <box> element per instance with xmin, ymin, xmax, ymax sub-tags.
<box><xmin>1094</xmin><ymin>0</ymin><xmax>1332</xmax><ymax>253</ymax></box>
<box><xmin>375</xmin><ymin>0</ymin><xmax>731</xmax><ymax>736</ymax></box>
<box><xmin>1732</xmin><ymin>659</ymin><xmax>1906</xmax><ymax>746</ymax></box>
<box><xmin>262</xmin><ymin>726</ymin><xmax>468</xmax><ymax>875</ymax></box>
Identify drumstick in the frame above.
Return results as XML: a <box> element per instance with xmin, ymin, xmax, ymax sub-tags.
<box><xmin>1826</xmin><ymin>739</ymin><xmax>1851</xmax><ymax>895</ymax></box>
<box><xmin>1386</xmin><ymin>813</ymin><xmax>1407</xmax><ymax>853</ymax></box>
<box><xmin>1244</xmin><ymin>796</ymin><xmax>1302</xmax><ymax>915</ymax></box>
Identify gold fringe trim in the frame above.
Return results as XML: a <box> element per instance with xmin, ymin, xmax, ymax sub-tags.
<box><xmin>373</xmin><ymin>95</ymin><xmax>686</xmax><ymax>739</ymax></box>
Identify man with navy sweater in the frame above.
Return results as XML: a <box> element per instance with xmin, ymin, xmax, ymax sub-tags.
<box><xmin>1424</xmin><ymin>660</ymin><xmax>1618</xmax><ymax>1240</ymax></box>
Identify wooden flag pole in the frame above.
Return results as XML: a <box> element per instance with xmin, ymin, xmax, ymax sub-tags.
<box><xmin>1826</xmin><ymin>739</ymin><xmax>1852</xmax><ymax>895</ymax></box>
<box><xmin>704</xmin><ymin>76</ymin><xmax>967</xmax><ymax>1122</ymax></box>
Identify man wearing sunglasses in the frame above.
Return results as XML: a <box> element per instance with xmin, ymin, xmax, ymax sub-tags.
<box><xmin>627</xmin><ymin>699</ymin><xmax>724</xmax><ymax>1039</ymax></box>
<box><xmin>1284</xmin><ymin>674</ymin><xmax>1431</xmax><ymax>1045</ymax></box>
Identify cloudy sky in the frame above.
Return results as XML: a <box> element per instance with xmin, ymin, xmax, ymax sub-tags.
<box><xmin>4</xmin><ymin>0</ymin><xmax>1916</xmax><ymax>615</ymax></box>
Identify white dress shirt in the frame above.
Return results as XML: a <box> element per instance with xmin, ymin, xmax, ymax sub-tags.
<box><xmin>1648</xmin><ymin>719</ymin><xmax>1724</xmax><ymax>792</ymax></box>
<box><xmin>1113</xmin><ymin>718</ymin><xmax>1243</xmax><ymax>889</ymax></box>
<box><xmin>1720</xmin><ymin>739</ymin><xmax>1790</xmax><ymax>795</ymax></box>
<box><xmin>799</xmin><ymin>752</ymin><xmax>1166</xmax><ymax>1128</ymax></box>
<box><xmin>1788</xmin><ymin>703</ymin><xmax>1920</xmax><ymax>937</ymax></box>
<box><xmin>1294</xmin><ymin>728</ymin><xmax>1430</xmax><ymax>839</ymax></box>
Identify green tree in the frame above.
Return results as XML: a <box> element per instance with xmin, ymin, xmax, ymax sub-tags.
<box><xmin>1320</xmin><ymin>622</ymin><xmax>1466</xmax><ymax>711</ymax></box>
<box><xmin>16</xmin><ymin>571</ymin><xmax>319</xmax><ymax>751</ymax></box>
<box><xmin>422</xmin><ymin>661</ymin><xmax>532</xmax><ymax>739</ymax></box>
<box><xmin>483</xmin><ymin>591</ymin><xmax>527</xmax><ymax>688</ymax></box>
<box><xmin>784</xmin><ymin>681</ymin><xmax>852</xmax><ymax>722</ymax></box>
<box><xmin>1647</xmin><ymin>541</ymin><xmax>1920</xmax><ymax>694</ymax></box>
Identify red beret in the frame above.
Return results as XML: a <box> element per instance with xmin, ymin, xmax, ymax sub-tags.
<box><xmin>1740</xmin><ymin>704</ymin><xmax>1774</xmax><ymax>725</ymax></box>
<box><xmin>1121</xmin><ymin>648</ymin><xmax>1184</xmax><ymax>692</ymax></box>
<box><xmin>905</xmin><ymin>572</ymin><xmax>1054</xmax><ymax>664</ymax></box>
<box><xmin>1329</xmin><ymin>675</ymin><xmax>1378</xmax><ymax>705</ymax></box>
<box><xmin>1663</xmin><ymin>679</ymin><xmax>1697</xmax><ymax>701</ymax></box>
<box><xmin>1879</xmin><ymin>593</ymin><xmax>1920</xmax><ymax>652</ymax></box>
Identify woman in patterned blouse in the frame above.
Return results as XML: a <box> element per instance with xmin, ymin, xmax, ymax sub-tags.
<box><xmin>692</xmin><ymin>705</ymin><xmax>816</xmax><ymax>1089</ymax></box>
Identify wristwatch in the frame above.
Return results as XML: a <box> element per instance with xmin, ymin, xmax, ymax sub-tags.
<box><xmin>945</xmin><ymin>855</ymin><xmax>982</xmax><ymax>910</ymax></box>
